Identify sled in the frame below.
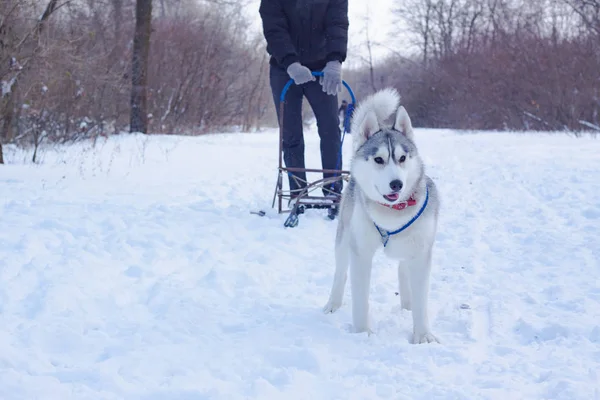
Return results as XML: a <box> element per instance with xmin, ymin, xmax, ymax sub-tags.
<box><xmin>270</xmin><ymin>71</ymin><xmax>356</xmax><ymax>228</ymax></box>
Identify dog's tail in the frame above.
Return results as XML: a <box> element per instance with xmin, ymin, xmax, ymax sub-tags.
<box><xmin>350</xmin><ymin>87</ymin><xmax>400</xmax><ymax>140</ymax></box>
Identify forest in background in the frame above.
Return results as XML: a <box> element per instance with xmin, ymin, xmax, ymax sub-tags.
<box><xmin>349</xmin><ymin>0</ymin><xmax>600</xmax><ymax>132</ymax></box>
<box><xmin>1</xmin><ymin>0</ymin><xmax>598</xmax><ymax>163</ymax></box>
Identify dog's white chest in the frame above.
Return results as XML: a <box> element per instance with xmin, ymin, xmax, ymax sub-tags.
<box><xmin>382</xmin><ymin>232</ymin><xmax>424</xmax><ymax>259</ymax></box>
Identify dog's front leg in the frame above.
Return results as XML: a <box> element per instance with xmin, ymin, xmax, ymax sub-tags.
<box><xmin>397</xmin><ymin>263</ymin><xmax>412</xmax><ymax>310</ymax></box>
<box><xmin>323</xmin><ymin>232</ymin><xmax>350</xmax><ymax>313</ymax></box>
<box><xmin>350</xmin><ymin>250</ymin><xmax>374</xmax><ymax>334</ymax></box>
<box><xmin>409</xmin><ymin>248</ymin><xmax>439</xmax><ymax>344</ymax></box>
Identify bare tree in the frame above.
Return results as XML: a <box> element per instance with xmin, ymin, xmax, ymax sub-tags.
<box><xmin>393</xmin><ymin>0</ymin><xmax>435</xmax><ymax>66</ymax></box>
<box><xmin>130</xmin><ymin>0</ymin><xmax>152</xmax><ymax>133</ymax></box>
<box><xmin>0</xmin><ymin>0</ymin><xmax>281</xmax><ymax>163</ymax></box>
<box><xmin>0</xmin><ymin>0</ymin><xmax>65</xmax><ymax>163</ymax></box>
<box><xmin>563</xmin><ymin>0</ymin><xmax>600</xmax><ymax>35</ymax></box>
<box><xmin>375</xmin><ymin>0</ymin><xmax>600</xmax><ymax>131</ymax></box>
<box><xmin>360</xmin><ymin>5</ymin><xmax>378</xmax><ymax>93</ymax></box>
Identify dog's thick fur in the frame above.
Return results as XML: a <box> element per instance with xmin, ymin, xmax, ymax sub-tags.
<box><xmin>323</xmin><ymin>88</ymin><xmax>440</xmax><ymax>344</ymax></box>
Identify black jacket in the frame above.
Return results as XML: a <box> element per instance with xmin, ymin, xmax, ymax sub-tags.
<box><xmin>259</xmin><ymin>0</ymin><xmax>349</xmax><ymax>71</ymax></box>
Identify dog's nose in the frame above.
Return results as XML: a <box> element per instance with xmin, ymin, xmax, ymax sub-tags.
<box><xmin>389</xmin><ymin>180</ymin><xmax>403</xmax><ymax>192</ymax></box>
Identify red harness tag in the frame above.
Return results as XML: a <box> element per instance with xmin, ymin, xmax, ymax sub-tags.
<box><xmin>379</xmin><ymin>195</ymin><xmax>418</xmax><ymax>210</ymax></box>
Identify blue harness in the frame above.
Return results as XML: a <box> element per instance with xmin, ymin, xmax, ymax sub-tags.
<box><xmin>374</xmin><ymin>185</ymin><xmax>430</xmax><ymax>247</ymax></box>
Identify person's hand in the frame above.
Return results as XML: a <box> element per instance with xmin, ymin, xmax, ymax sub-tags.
<box><xmin>286</xmin><ymin>62</ymin><xmax>316</xmax><ymax>85</ymax></box>
<box><xmin>320</xmin><ymin>61</ymin><xmax>342</xmax><ymax>95</ymax></box>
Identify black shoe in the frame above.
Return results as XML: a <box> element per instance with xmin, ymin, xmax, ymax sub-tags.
<box><xmin>325</xmin><ymin>193</ymin><xmax>340</xmax><ymax>220</ymax></box>
<box><xmin>287</xmin><ymin>196</ymin><xmax>305</xmax><ymax>214</ymax></box>
<box><xmin>284</xmin><ymin>200</ymin><xmax>305</xmax><ymax>227</ymax></box>
<box><xmin>327</xmin><ymin>205</ymin><xmax>338</xmax><ymax>220</ymax></box>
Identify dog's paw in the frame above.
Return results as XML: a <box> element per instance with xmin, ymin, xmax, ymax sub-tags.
<box><xmin>412</xmin><ymin>331</ymin><xmax>440</xmax><ymax>344</ymax></box>
<box><xmin>322</xmin><ymin>299</ymin><xmax>342</xmax><ymax>314</ymax></box>
<box><xmin>351</xmin><ymin>325</ymin><xmax>374</xmax><ymax>336</ymax></box>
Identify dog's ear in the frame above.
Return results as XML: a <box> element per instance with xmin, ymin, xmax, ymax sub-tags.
<box><xmin>361</xmin><ymin>111</ymin><xmax>380</xmax><ymax>142</ymax></box>
<box><xmin>393</xmin><ymin>106</ymin><xmax>414</xmax><ymax>140</ymax></box>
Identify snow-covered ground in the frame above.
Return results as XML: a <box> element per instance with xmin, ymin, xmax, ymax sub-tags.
<box><xmin>1</xmin><ymin>127</ymin><xmax>599</xmax><ymax>399</ymax></box>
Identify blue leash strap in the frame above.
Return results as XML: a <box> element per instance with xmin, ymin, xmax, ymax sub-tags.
<box><xmin>375</xmin><ymin>184</ymin><xmax>430</xmax><ymax>247</ymax></box>
<box><xmin>279</xmin><ymin>71</ymin><xmax>356</xmax><ymax>105</ymax></box>
<box><xmin>329</xmin><ymin>102</ymin><xmax>352</xmax><ymax>192</ymax></box>
<box><xmin>343</xmin><ymin>103</ymin><xmax>354</xmax><ymax>133</ymax></box>
<box><xmin>278</xmin><ymin>71</ymin><xmax>356</xmax><ymax>194</ymax></box>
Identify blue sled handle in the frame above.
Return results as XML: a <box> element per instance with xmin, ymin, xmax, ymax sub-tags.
<box><xmin>279</xmin><ymin>71</ymin><xmax>357</xmax><ymax>105</ymax></box>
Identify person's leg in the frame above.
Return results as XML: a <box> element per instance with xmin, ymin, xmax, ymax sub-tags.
<box><xmin>269</xmin><ymin>65</ymin><xmax>306</xmax><ymax>197</ymax></box>
<box><xmin>303</xmin><ymin>80</ymin><xmax>343</xmax><ymax>195</ymax></box>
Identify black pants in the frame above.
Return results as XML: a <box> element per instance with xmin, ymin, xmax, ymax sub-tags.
<box><xmin>269</xmin><ymin>64</ymin><xmax>343</xmax><ymax>196</ymax></box>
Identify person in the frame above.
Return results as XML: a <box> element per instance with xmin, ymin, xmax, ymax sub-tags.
<box><xmin>259</xmin><ymin>0</ymin><xmax>349</xmax><ymax>203</ymax></box>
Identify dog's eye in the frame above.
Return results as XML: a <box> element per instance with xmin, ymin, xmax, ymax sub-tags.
<box><xmin>374</xmin><ymin>157</ymin><xmax>384</xmax><ymax>164</ymax></box>
<box><xmin>399</xmin><ymin>155</ymin><xmax>406</xmax><ymax>163</ymax></box>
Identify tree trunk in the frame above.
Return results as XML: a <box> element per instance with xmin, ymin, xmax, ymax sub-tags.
<box><xmin>0</xmin><ymin>0</ymin><xmax>59</xmax><ymax>164</ymax></box>
<box><xmin>363</xmin><ymin>9</ymin><xmax>377</xmax><ymax>93</ymax></box>
<box><xmin>130</xmin><ymin>0</ymin><xmax>152</xmax><ymax>133</ymax></box>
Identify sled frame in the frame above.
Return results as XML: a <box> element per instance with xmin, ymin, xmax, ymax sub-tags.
<box><xmin>271</xmin><ymin>71</ymin><xmax>356</xmax><ymax>215</ymax></box>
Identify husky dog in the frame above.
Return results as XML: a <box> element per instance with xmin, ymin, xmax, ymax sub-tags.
<box><xmin>322</xmin><ymin>88</ymin><xmax>440</xmax><ymax>344</ymax></box>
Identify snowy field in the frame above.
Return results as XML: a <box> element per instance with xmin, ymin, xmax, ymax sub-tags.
<box><xmin>1</xmin><ymin>127</ymin><xmax>599</xmax><ymax>399</ymax></box>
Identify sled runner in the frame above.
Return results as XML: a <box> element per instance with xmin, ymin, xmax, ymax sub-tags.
<box><xmin>271</xmin><ymin>71</ymin><xmax>356</xmax><ymax>228</ymax></box>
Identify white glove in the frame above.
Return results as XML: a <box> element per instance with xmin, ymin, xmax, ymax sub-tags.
<box><xmin>286</xmin><ymin>62</ymin><xmax>316</xmax><ymax>85</ymax></box>
<box><xmin>320</xmin><ymin>61</ymin><xmax>342</xmax><ymax>95</ymax></box>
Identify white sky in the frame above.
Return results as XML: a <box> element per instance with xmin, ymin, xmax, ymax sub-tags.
<box><xmin>243</xmin><ymin>0</ymin><xmax>397</xmax><ymax>68</ymax></box>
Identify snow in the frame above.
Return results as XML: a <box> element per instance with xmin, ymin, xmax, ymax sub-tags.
<box><xmin>1</xmin><ymin>127</ymin><xmax>600</xmax><ymax>399</ymax></box>
<box><xmin>2</xmin><ymin>77</ymin><xmax>16</xmax><ymax>97</ymax></box>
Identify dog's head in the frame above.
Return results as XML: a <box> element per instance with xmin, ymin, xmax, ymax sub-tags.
<box><xmin>350</xmin><ymin>89</ymin><xmax>423</xmax><ymax>205</ymax></box>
